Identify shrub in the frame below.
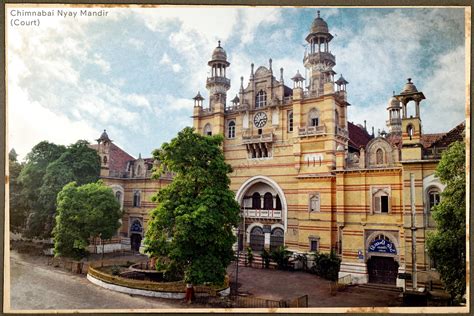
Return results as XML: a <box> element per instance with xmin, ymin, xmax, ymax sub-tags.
<box><xmin>261</xmin><ymin>249</ymin><xmax>271</xmax><ymax>269</ymax></box>
<box><xmin>270</xmin><ymin>246</ymin><xmax>293</xmax><ymax>270</ymax></box>
<box><xmin>246</xmin><ymin>247</ymin><xmax>254</xmax><ymax>266</ymax></box>
<box><xmin>309</xmin><ymin>250</ymin><xmax>341</xmax><ymax>281</ymax></box>
<box><xmin>111</xmin><ymin>265</ymin><xmax>121</xmax><ymax>276</ymax></box>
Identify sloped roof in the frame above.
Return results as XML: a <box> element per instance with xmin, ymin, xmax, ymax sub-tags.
<box><xmin>428</xmin><ymin>122</ymin><xmax>465</xmax><ymax>148</ymax></box>
<box><xmin>90</xmin><ymin>143</ymin><xmax>135</xmax><ymax>175</ymax></box>
<box><xmin>421</xmin><ymin>133</ymin><xmax>445</xmax><ymax>149</ymax></box>
<box><xmin>348</xmin><ymin>122</ymin><xmax>373</xmax><ymax>150</ymax></box>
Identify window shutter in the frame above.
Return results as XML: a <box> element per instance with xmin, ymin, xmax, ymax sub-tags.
<box><xmin>374</xmin><ymin>196</ymin><xmax>381</xmax><ymax>213</ymax></box>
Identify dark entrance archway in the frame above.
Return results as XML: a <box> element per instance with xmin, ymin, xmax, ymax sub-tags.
<box><xmin>130</xmin><ymin>233</ymin><xmax>142</xmax><ymax>252</ymax></box>
<box><xmin>367</xmin><ymin>256</ymin><xmax>399</xmax><ymax>285</ymax></box>
<box><xmin>249</xmin><ymin>226</ymin><xmax>264</xmax><ymax>251</ymax></box>
<box><xmin>270</xmin><ymin>227</ymin><xmax>284</xmax><ymax>251</ymax></box>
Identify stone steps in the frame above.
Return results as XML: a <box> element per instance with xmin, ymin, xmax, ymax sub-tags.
<box><xmin>358</xmin><ymin>283</ymin><xmax>403</xmax><ymax>293</ymax></box>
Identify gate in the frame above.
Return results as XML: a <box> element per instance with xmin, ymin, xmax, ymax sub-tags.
<box><xmin>367</xmin><ymin>256</ymin><xmax>399</xmax><ymax>285</ymax></box>
<box><xmin>250</xmin><ymin>227</ymin><xmax>264</xmax><ymax>251</ymax></box>
<box><xmin>270</xmin><ymin>228</ymin><xmax>284</xmax><ymax>251</ymax></box>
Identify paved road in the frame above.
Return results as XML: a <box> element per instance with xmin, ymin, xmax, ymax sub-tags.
<box><xmin>8</xmin><ymin>251</ymin><xmax>185</xmax><ymax>311</ymax></box>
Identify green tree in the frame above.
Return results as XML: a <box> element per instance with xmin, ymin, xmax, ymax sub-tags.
<box><xmin>19</xmin><ymin>141</ymin><xmax>66</xmax><ymax>238</ymax></box>
<box><xmin>426</xmin><ymin>141</ymin><xmax>466</xmax><ymax>304</ymax></box>
<box><xmin>9</xmin><ymin>149</ymin><xmax>28</xmax><ymax>232</ymax></box>
<box><xmin>53</xmin><ymin>181</ymin><xmax>122</xmax><ymax>259</ymax></box>
<box><xmin>38</xmin><ymin>140</ymin><xmax>100</xmax><ymax>236</ymax></box>
<box><xmin>144</xmin><ymin>127</ymin><xmax>240</xmax><ymax>286</ymax></box>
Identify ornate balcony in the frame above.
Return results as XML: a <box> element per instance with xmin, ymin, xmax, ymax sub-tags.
<box><xmin>298</xmin><ymin>125</ymin><xmax>326</xmax><ymax>137</ymax></box>
<box><xmin>242</xmin><ymin>133</ymin><xmax>273</xmax><ymax>144</ymax></box>
<box><xmin>206</xmin><ymin>76</ymin><xmax>231</xmax><ymax>88</ymax></box>
<box><xmin>242</xmin><ymin>209</ymin><xmax>282</xmax><ymax>220</ymax></box>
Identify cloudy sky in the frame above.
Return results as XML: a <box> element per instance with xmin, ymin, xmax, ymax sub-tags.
<box><xmin>7</xmin><ymin>6</ymin><xmax>467</xmax><ymax>160</ymax></box>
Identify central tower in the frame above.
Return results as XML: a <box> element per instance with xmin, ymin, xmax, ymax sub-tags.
<box><xmin>304</xmin><ymin>11</ymin><xmax>336</xmax><ymax>95</ymax></box>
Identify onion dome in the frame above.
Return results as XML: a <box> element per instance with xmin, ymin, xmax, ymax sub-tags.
<box><xmin>208</xmin><ymin>41</ymin><xmax>229</xmax><ymax>66</ymax></box>
<box><xmin>193</xmin><ymin>91</ymin><xmax>204</xmax><ymax>101</ymax></box>
<box><xmin>291</xmin><ymin>70</ymin><xmax>305</xmax><ymax>82</ymax></box>
<box><xmin>400</xmin><ymin>78</ymin><xmax>418</xmax><ymax>94</ymax></box>
<box><xmin>310</xmin><ymin>11</ymin><xmax>329</xmax><ymax>33</ymax></box>
<box><xmin>335</xmin><ymin>74</ymin><xmax>349</xmax><ymax>85</ymax></box>
<box><xmin>97</xmin><ymin>129</ymin><xmax>111</xmax><ymax>143</ymax></box>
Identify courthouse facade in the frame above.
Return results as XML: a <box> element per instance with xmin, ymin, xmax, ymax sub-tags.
<box><xmin>97</xmin><ymin>12</ymin><xmax>464</xmax><ymax>289</ymax></box>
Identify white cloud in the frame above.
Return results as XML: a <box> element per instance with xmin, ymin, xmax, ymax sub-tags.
<box><xmin>421</xmin><ymin>45</ymin><xmax>466</xmax><ymax>133</ymax></box>
<box><xmin>159</xmin><ymin>52</ymin><xmax>182</xmax><ymax>72</ymax></box>
<box><xmin>7</xmin><ymin>84</ymin><xmax>98</xmax><ymax>161</ymax></box>
<box><xmin>93</xmin><ymin>53</ymin><xmax>111</xmax><ymax>73</ymax></box>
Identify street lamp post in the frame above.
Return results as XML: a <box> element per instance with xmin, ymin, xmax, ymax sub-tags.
<box><xmin>235</xmin><ymin>197</ymin><xmax>248</xmax><ymax>296</ymax></box>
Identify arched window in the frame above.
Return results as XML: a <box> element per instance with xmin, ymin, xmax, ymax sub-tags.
<box><xmin>103</xmin><ymin>156</ymin><xmax>107</xmax><ymax>164</ymax></box>
<box><xmin>270</xmin><ymin>228</ymin><xmax>284</xmax><ymax>251</ymax></box>
<box><xmin>308</xmin><ymin>108</ymin><xmax>319</xmax><ymax>127</ymax></box>
<box><xmin>275</xmin><ymin>195</ymin><xmax>282</xmax><ymax>210</ymax></box>
<box><xmin>137</xmin><ymin>165</ymin><xmax>142</xmax><ymax>176</ymax></box>
<box><xmin>428</xmin><ymin>188</ymin><xmax>441</xmax><ymax>212</ymax></box>
<box><xmin>309</xmin><ymin>193</ymin><xmax>320</xmax><ymax>212</ymax></box>
<box><xmin>255</xmin><ymin>90</ymin><xmax>267</xmax><ymax>108</ymax></box>
<box><xmin>133</xmin><ymin>191</ymin><xmax>141</xmax><ymax>207</ymax></box>
<box><xmin>372</xmin><ymin>188</ymin><xmax>390</xmax><ymax>213</ymax></box>
<box><xmin>288</xmin><ymin>111</ymin><xmax>293</xmax><ymax>132</ymax></box>
<box><xmin>335</xmin><ymin>110</ymin><xmax>339</xmax><ymax>127</ymax></box>
<box><xmin>252</xmin><ymin>192</ymin><xmax>261</xmax><ymax>209</ymax></box>
<box><xmin>407</xmin><ymin>124</ymin><xmax>414</xmax><ymax>140</ymax></box>
<box><xmin>250</xmin><ymin>226</ymin><xmax>264</xmax><ymax>251</ymax></box>
<box><xmin>115</xmin><ymin>191</ymin><xmax>122</xmax><ymax>202</ymax></box>
<box><xmin>376</xmin><ymin>148</ymin><xmax>384</xmax><ymax>165</ymax></box>
<box><xmin>263</xmin><ymin>192</ymin><xmax>273</xmax><ymax>209</ymax></box>
<box><xmin>204</xmin><ymin>123</ymin><xmax>212</xmax><ymax>136</ymax></box>
<box><xmin>227</xmin><ymin>120</ymin><xmax>236</xmax><ymax>139</ymax></box>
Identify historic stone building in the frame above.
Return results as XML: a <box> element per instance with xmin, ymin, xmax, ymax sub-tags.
<box><xmin>96</xmin><ymin>12</ymin><xmax>464</xmax><ymax>290</ymax></box>
<box><xmin>91</xmin><ymin>131</ymin><xmax>172</xmax><ymax>251</ymax></box>
<box><xmin>191</xmin><ymin>12</ymin><xmax>464</xmax><ymax>289</ymax></box>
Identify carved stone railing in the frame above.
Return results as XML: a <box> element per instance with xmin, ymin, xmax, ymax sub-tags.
<box><xmin>205</xmin><ymin>76</ymin><xmax>231</xmax><ymax>88</ymax></box>
<box><xmin>298</xmin><ymin>125</ymin><xmax>326</xmax><ymax>137</ymax></box>
<box><xmin>303</xmin><ymin>90</ymin><xmax>322</xmax><ymax>99</ymax></box>
<box><xmin>242</xmin><ymin>133</ymin><xmax>273</xmax><ymax>144</ymax></box>
<box><xmin>303</xmin><ymin>52</ymin><xmax>336</xmax><ymax>66</ymax></box>
<box><xmin>423</xmin><ymin>147</ymin><xmax>445</xmax><ymax>159</ymax></box>
<box><xmin>242</xmin><ymin>209</ymin><xmax>282</xmax><ymax>220</ymax></box>
<box><xmin>336</xmin><ymin>126</ymin><xmax>349</xmax><ymax>138</ymax></box>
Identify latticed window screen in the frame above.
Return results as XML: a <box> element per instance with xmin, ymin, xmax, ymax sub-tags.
<box><xmin>228</xmin><ymin>121</ymin><xmax>236</xmax><ymax>138</ymax></box>
<box><xmin>255</xmin><ymin>90</ymin><xmax>267</xmax><ymax>108</ymax></box>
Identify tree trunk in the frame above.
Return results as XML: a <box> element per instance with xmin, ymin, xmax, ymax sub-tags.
<box><xmin>185</xmin><ymin>283</ymin><xmax>195</xmax><ymax>303</ymax></box>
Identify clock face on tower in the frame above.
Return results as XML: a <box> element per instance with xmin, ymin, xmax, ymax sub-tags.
<box><xmin>254</xmin><ymin>112</ymin><xmax>268</xmax><ymax>128</ymax></box>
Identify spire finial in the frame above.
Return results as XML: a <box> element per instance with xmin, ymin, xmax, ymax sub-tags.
<box><xmin>317</xmin><ymin>10</ymin><xmax>320</xmax><ymax>18</ymax></box>
<box><xmin>393</xmin><ymin>90</ymin><xmax>395</xmax><ymax>96</ymax></box>
<box><xmin>269</xmin><ymin>58</ymin><xmax>272</xmax><ymax>71</ymax></box>
<box><xmin>407</xmin><ymin>78</ymin><xmax>412</xmax><ymax>83</ymax></box>
<box><xmin>217</xmin><ymin>40</ymin><xmax>221</xmax><ymax>47</ymax></box>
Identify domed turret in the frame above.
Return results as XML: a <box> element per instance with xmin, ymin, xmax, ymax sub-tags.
<box><xmin>208</xmin><ymin>41</ymin><xmax>229</xmax><ymax>66</ymax></box>
<box><xmin>387</xmin><ymin>96</ymin><xmax>401</xmax><ymax>110</ymax></box>
<box><xmin>206</xmin><ymin>41</ymin><xmax>231</xmax><ymax>109</ymax></box>
<box><xmin>310</xmin><ymin>12</ymin><xmax>329</xmax><ymax>34</ymax></box>
<box><xmin>400</xmin><ymin>78</ymin><xmax>418</xmax><ymax>94</ymax></box>
<box><xmin>97</xmin><ymin>129</ymin><xmax>111</xmax><ymax>143</ymax></box>
<box><xmin>304</xmin><ymin>11</ymin><xmax>336</xmax><ymax>94</ymax></box>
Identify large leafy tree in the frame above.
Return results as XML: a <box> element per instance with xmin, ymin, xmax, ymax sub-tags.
<box><xmin>19</xmin><ymin>140</ymin><xmax>100</xmax><ymax>238</ymax></box>
<box><xmin>9</xmin><ymin>149</ymin><xmax>28</xmax><ymax>232</ymax></box>
<box><xmin>19</xmin><ymin>141</ymin><xmax>66</xmax><ymax>238</ymax></box>
<box><xmin>53</xmin><ymin>181</ymin><xmax>122</xmax><ymax>259</ymax></box>
<box><xmin>426</xmin><ymin>141</ymin><xmax>466</xmax><ymax>304</ymax></box>
<box><xmin>144</xmin><ymin>127</ymin><xmax>240</xmax><ymax>286</ymax></box>
<box><xmin>38</xmin><ymin>140</ymin><xmax>101</xmax><ymax>235</ymax></box>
